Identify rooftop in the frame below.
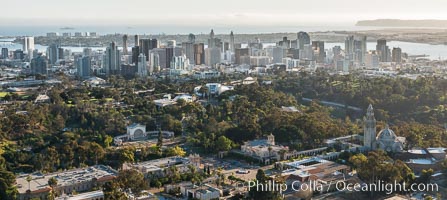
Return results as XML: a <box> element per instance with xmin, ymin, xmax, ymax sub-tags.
<box><xmin>281</xmin><ymin>106</ymin><xmax>301</xmax><ymax>112</ymax></box>
<box><xmin>55</xmin><ymin>190</ymin><xmax>104</xmax><ymax>200</ymax></box>
<box><xmin>408</xmin><ymin>149</ymin><xmax>426</xmax><ymax>154</ymax></box>
<box><xmin>128</xmin><ymin>123</ymin><xmax>145</xmax><ymax>129</ymax></box>
<box><xmin>427</xmin><ymin>147</ymin><xmax>446</xmax><ymax>154</ymax></box>
<box><xmin>407</xmin><ymin>158</ymin><xmax>436</xmax><ymax>165</ymax></box>
<box><xmin>16</xmin><ymin>165</ymin><xmax>117</xmax><ymax>194</ymax></box>
<box><xmin>285</xmin><ymin>157</ymin><xmax>328</xmax><ymax>169</ymax></box>
<box><xmin>244</xmin><ymin>138</ymin><xmax>271</xmax><ymax>147</ymax></box>
<box><xmin>123</xmin><ymin>156</ymin><xmax>190</xmax><ymax>172</ymax></box>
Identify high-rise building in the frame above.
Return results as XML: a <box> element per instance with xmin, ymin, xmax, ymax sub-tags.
<box><xmin>353</xmin><ymin>40</ymin><xmax>363</xmax><ymax>64</ymax></box>
<box><xmin>32</xmin><ymin>49</ymin><xmax>39</xmax><ymax>59</ymax></box>
<box><xmin>205</xmin><ymin>47</ymin><xmax>221</xmax><ymax>66</ymax></box>
<box><xmin>150</xmin><ymin>48</ymin><xmax>167</xmax><ymax>69</ymax></box>
<box><xmin>392</xmin><ymin>47</ymin><xmax>402</xmax><ymax>63</ymax></box>
<box><xmin>312</xmin><ymin>41</ymin><xmax>325</xmax><ymax>63</ymax></box>
<box><xmin>297</xmin><ymin>32</ymin><xmax>310</xmax><ymax>49</ymax></box>
<box><xmin>83</xmin><ymin>48</ymin><xmax>92</xmax><ymax>57</ymax></box>
<box><xmin>271</xmin><ymin>47</ymin><xmax>285</xmax><ymax>63</ymax></box>
<box><xmin>235</xmin><ymin>48</ymin><xmax>249</xmax><ymax>65</ymax></box>
<box><xmin>250</xmin><ymin>56</ymin><xmax>271</xmax><ymax>66</ymax></box>
<box><xmin>345</xmin><ymin>35</ymin><xmax>367</xmax><ymax>64</ymax></box>
<box><xmin>120</xmin><ymin>64</ymin><xmax>137</xmax><ymax>78</ymax></box>
<box><xmin>58</xmin><ymin>47</ymin><xmax>65</xmax><ymax>60</ymax></box>
<box><xmin>365</xmin><ymin>52</ymin><xmax>379</xmax><ymax>69</ymax></box>
<box><xmin>249</xmin><ymin>38</ymin><xmax>263</xmax><ymax>50</ymax></box>
<box><xmin>277</xmin><ymin>37</ymin><xmax>291</xmax><ymax>49</ymax></box>
<box><xmin>188</xmin><ymin>33</ymin><xmax>196</xmax><ymax>43</ymax></box>
<box><xmin>76</xmin><ymin>56</ymin><xmax>91</xmax><ymax>78</ymax></box>
<box><xmin>132</xmin><ymin>46</ymin><xmax>140</xmax><ymax>65</ymax></box>
<box><xmin>182</xmin><ymin>42</ymin><xmax>195</xmax><ymax>64</ymax></box>
<box><xmin>171</xmin><ymin>55</ymin><xmax>190</xmax><ymax>70</ymax></box>
<box><xmin>282</xmin><ymin>57</ymin><xmax>300</xmax><ymax>69</ymax></box>
<box><xmin>361</xmin><ymin>36</ymin><xmax>367</xmax><ymax>63</ymax></box>
<box><xmin>166</xmin><ymin>48</ymin><xmax>174</xmax><ymax>68</ymax></box>
<box><xmin>46</xmin><ymin>32</ymin><xmax>58</xmax><ymax>37</ymax></box>
<box><xmin>285</xmin><ymin>48</ymin><xmax>299</xmax><ymax>59</ymax></box>
<box><xmin>290</xmin><ymin>40</ymin><xmax>298</xmax><ymax>49</ymax></box>
<box><xmin>230</xmin><ymin>31</ymin><xmax>235</xmax><ymax>52</ymax></box>
<box><xmin>149</xmin><ymin>52</ymin><xmax>159</xmax><ymax>73</ymax></box>
<box><xmin>193</xmin><ymin>43</ymin><xmax>205</xmax><ymax>65</ymax></box>
<box><xmin>209</xmin><ymin>29</ymin><xmax>215</xmax><ymax>47</ymax></box>
<box><xmin>376</xmin><ymin>39</ymin><xmax>390</xmax><ymax>62</ymax></box>
<box><xmin>222</xmin><ymin>42</ymin><xmax>229</xmax><ymax>52</ymax></box>
<box><xmin>300</xmin><ymin>44</ymin><xmax>314</xmax><ymax>61</ymax></box>
<box><xmin>207</xmin><ymin>29</ymin><xmax>222</xmax><ymax>49</ymax></box>
<box><xmin>123</xmin><ymin>35</ymin><xmax>128</xmax><ymax>55</ymax></box>
<box><xmin>344</xmin><ymin>35</ymin><xmax>355</xmax><ymax>60</ymax></box>
<box><xmin>104</xmin><ymin>42</ymin><xmax>121</xmax><ymax>75</ymax></box>
<box><xmin>13</xmin><ymin>50</ymin><xmax>24</xmax><ymax>60</ymax></box>
<box><xmin>332</xmin><ymin>46</ymin><xmax>342</xmax><ymax>67</ymax></box>
<box><xmin>134</xmin><ymin>35</ymin><xmax>139</xmax><ymax>47</ymax></box>
<box><xmin>47</xmin><ymin>44</ymin><xmax>63</xmax><ymax>65</ymax></box>
<box><xmin>1</xmin><ymin>48</ymin><xmax>8</xmax><ymax>59</ymax></box>
<box><xmin>63</xmin><ymin>49</ymin><xmax>71</xmax><ymax>59</ymax></box>
<box><xmin>30</xmin><ymin>54</ymin><xmax>48</xmax><ymax>75</ymax></box>
<box><xmin>167</xmin><ymin>40</ymin><xmax>176</xmax><ymax>48</ymax></box>
<box><xmin>234</xmin><ymin>43</ymin><xmax>242</xmax><ymax>49</ymax></box>
<box><xmin>139</xmin><ymin>39</ymin><xmax>158</xmax><ymax>60</ymax></box>
<box><xmin>23</xmin><ymin>37</ymin><xmax>34</xmax><ymax>54</ymax></box>
<box><xmin>137</xmin><ymin>53</ymin><xmax>147</xmax><ymax>77</ymax></box>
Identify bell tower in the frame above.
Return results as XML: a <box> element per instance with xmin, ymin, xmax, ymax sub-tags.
<box><xmin>363</xmin><ymin>104</ymin><xmax>377</xmax><ymax>149</ymax></box>
<box><xmin>267</xmin><ymin>133</ymin><xmax>275</xmax><ymax>145</ymax></box>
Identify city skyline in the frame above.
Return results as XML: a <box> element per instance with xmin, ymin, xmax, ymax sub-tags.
<box><xmin>1</xmin><ymin>1</ymin><xmax>447</xmax><ymax>199</ymax></box>
<box><xmin>2</xmin><ymin>0</ymin><xmax>447</xmax><ymax>26</ymax></box>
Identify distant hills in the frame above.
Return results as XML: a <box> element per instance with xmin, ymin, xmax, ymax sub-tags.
<box><xmin>356</xmin><ymin>19</ymin><xmax>447</xmax><ymax>27</ymax></box>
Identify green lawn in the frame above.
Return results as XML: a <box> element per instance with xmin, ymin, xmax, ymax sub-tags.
<box><xmin>0</xmin><ymin>92</ymin><xmax>9</xmax><ymax>98</ymax></box>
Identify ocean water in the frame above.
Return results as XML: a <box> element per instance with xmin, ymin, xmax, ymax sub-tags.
<box><xmin>0</xmin><ymin>25</ymin><xmax>388</xmax><ymax>36</ymax></box>
<box><xmin>325</xmin><ymin>42</ymin><xmax>447</xmax><ymax>60</ymax></box>
<box><xmin>2</xmin><ymin>26</ymin><xmax>447</xmax><ymax>60</ymax></box>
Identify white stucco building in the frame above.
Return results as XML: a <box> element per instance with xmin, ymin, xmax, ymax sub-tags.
<box><xmin>114</xmin><ymin>123</ymin><xmax>146</xmax><ymax>145</ymax></box>
<box><xmin>363</xmin><ymin>104</ymin><xmax>405</xmax><ymax>152</ymax></box>
<box><xmin>241</xmin><ymin>134</ymin><xmax>290</xmax><ymax>164</ymax></box>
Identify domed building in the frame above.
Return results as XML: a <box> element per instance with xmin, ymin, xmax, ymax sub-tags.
<box><xmin>363</xmin><ymin>104</ymin><xmax>406</xmax><ymax>152</ymax></box>
<box><xmin>375</xmin><ymin>124</ymin><xmax>405</xmax><ymax>152</ymax></box>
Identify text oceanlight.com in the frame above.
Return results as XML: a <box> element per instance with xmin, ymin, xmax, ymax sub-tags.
<box><xmin>246</xmin><ymin>180</ymin><xmax>438</xmax><ymax>194</ymax></box>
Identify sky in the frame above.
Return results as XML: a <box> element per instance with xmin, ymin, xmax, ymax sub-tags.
<box><xmin>1</xmin><ymin>0</ymin><xmax>447</xmax><ymax>26</ymax></box>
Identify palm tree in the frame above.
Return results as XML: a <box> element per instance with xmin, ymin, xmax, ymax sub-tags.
<box><xmin>198</xmin><ymin>85</ymin><xmax>209</xmax><ymax>99</ymax></box>
<box><xmin>278</xmin><ymin>149</ymin><xmax>287</xmax><ymax>161</ymax></box>
<box><xmin>26</xmin><ymin>175</ymin><xmax>32</xmax><ymax>198</ymax></box>
<box><xmin>48</xmin><ymin>177</ymin><xmax>58</xmax><ymax>198</ymax></box>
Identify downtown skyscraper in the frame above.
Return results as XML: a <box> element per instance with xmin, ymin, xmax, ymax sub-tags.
<box><xmin>297</xmin><ymin>32</ymin><xmax>310</xmax><ymax>49</ymax></box>
<box><xmin>30</xmin><ymin>54</ymin><xmax>48</xmax><ymax>75</ymax></box>
<box><xmin>76</xmin><ymin>56</ymin><xmax>91</xmax><ymax>78</ymax></box>
<box><xmin>47</xmin><ymin>44</ymin><xmax>63</xmax><ymax>65</ymax></box>
<box><xmin>122</xmin><ymin>34</ymin><xmax>128</xmax><ymax>55</ymax></box>
<box><xmin>139</xmin><ymin>39</ymin><xmax>158</xmax><ymax>61</ymax></box>
<box><xmin>137</xmin><ymin>53</ymin><xmax>147</xmax><ymax>77</ymax></box>
<box><xmin>376</xmin><ymin>39</ymin><xmax>391</xmax><ymax>62</ymax></box>
<box><xmin>104</xmin><ymin>42</ymin><xmax>121</xmax><ymax>75</ymax></box>
<box><xmin>23</xmin><ymin>36</ymin><xmax>34</xmax><ymax>55</ymax></box>
<box><xmin>230</xmin><ymin>31</ymin><xmax>235</xmax><ymax>52</ymax></box>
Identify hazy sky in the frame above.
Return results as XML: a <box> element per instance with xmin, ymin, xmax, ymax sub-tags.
<box><xmin>2</xmin><ymin>0</ymin><xmax>447</xmax><ymax>26</ymax></box>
